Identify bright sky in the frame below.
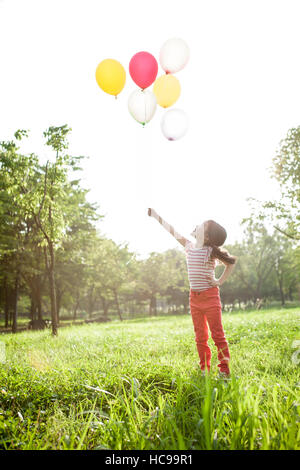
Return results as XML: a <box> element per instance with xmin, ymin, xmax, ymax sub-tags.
<box><xmin>1</xmin><ymin>0</ymin><xmax>299</xmax><ymax>258</ymax></box>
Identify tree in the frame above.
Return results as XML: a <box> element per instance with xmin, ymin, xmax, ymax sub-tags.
<box><xmin>87</xmin><ymin>238</ymin><xmax>136</xmax><ymax>321</ymax></box>
<box><xmin>32</xmin><ymin>126</ymin><xmax>102</xmax><ymax>334</ymax></box>
<box><xmin>0</xmin><ymin>125</ymin><xmax>102</xmax><ymax>334</ymax></box>
<box><xmin>0</xmin><ymin>131</ymin><xmax>32</xmax><ymax>332</ymax></box>
<box><xmin>163</xmin><ymin>249</ymin><xmax>190</xmax><ymax>314</ymax></box>
<box><xmin>136</xmin><ymin>252</ymin><xmax>170</xmax><ymax>316</ymax></box>
<box><xmin>52</xmin><ymin>182</ymin><xmax>101</xmax><ymax>320</ymax></box>
<box><xmin>245</xmin><ymin>126</ymin><xmax>300</xmax><ymax>240</ymax></box>
<box><xmin>233</xmin><ymin>223</ymin><xmax>281</xmax><ymax>302</ymax></box>
<box><xmin>221</xmin><ymin>221</ymin><xmax>299</xmax><ymax>306</ymax></box>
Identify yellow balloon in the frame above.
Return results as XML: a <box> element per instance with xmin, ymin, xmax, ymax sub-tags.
<box><xmin>153</xmin><ymin>74</ymin><xmax>181</xmax><ymax>108</ymax></box>
<box><xmin>95</xmin><ymin>59</ymin><xmax>126</xmax><ymax>97</ymax></box>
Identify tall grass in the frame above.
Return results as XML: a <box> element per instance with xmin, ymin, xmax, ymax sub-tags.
<box><xmin>0</xmin><ymin>308</ymin><xmax>299</xmax><ymax>449</ymax></box>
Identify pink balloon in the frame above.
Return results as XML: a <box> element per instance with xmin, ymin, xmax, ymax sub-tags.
<box><xmin>129</xmin><ymin>52</ymin><xmax>158</xmax><ymax>89</ymax></box>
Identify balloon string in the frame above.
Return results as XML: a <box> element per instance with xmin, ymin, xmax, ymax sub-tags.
<box><xmin>144</xmin><ymin>89</ymin><xmax>147</xmax><ymax>127</ymax></box>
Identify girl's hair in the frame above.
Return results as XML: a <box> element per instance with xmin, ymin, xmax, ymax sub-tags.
<box><xmin>204</xmin><ymin>220</ymin><xmax>236</xmax><ymax>265</ymax></box>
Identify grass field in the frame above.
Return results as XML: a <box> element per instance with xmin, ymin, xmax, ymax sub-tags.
<box><xmin>0</xmin><ymin>308</ymin><xmax>299</xmax><ymax>450</ymax></box>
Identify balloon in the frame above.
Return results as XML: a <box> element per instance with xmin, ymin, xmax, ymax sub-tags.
<box><xmin>160</xmin><ymin>38</ymin><xmax>190</xmax><ymax>74</ymax></box>
<box><xmin>129</xmin><ymin>51</ymin><xmax>158</xmax><ymax>89</ymax></box>
<box><xmin>161</xmin><ymin>109</ymin><xmax>189</xmax><ymax>141</ymax></box>
<box><xmin>153</xmin><ymin>74</ymin><xmax>181</xmax><ymax>108</ymax></box>
<box><xmin>128</xmin><ymin>89</ymin><xmax>157</xmax><ymax>126</ymax></box>
<box><xmin>95</xmin><ymin>59</ymin><xmax>126</xmax><ymax>97</ymax></box>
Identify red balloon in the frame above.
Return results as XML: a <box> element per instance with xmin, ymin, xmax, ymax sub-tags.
<box><xmin>129</xmin><ymin>52</ymin><xmax>158</xmax><ymax>89</ymax></box>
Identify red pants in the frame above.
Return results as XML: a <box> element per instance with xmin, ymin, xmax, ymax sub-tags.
<box><xmin>189</xmin><ymin>287</ymin><xmax>230</xmax><ymax>374</ymax></box>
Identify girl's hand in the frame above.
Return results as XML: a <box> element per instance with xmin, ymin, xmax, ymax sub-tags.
<box><xmin>148</xmin><ymin>208</ymin><xmax>157</xmax><ymax>217</ymax></box>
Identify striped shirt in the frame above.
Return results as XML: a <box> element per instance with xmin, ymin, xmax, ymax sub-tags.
<box><xmin>185</xmin><ymin>242</ymin><xmax>219</xmax><ymax>291</ymax></box>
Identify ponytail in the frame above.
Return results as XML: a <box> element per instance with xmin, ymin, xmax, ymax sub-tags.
<box><xmin>211</xmin><ymin>245</ymin><xmax>236</xmax><ymax>265</ymax></box>
<box><xmin>202</xmin><ymin>219</ymin><xmax>236</xmax><ymax>265</ymax></box>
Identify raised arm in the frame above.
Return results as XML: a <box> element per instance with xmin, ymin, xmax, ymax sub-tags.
<box><xmin>148</xmin><ymin>208</ymin><xmax>189</xmax><ymax>247</ymax></box>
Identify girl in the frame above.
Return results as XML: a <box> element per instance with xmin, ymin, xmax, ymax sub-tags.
<box><xmin>148</xmin><ymin>208</ymin><xmax>237</xmax><ymax>378</ymax></box>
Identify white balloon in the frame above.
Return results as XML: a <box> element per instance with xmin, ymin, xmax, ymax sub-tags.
<box><xmin>161</xmin><ymin>109</ymin><xmax>189</xmax><ymax>141</ymax></box>
<box><xmin>160</xmin><ymin>38</ymin><xmax>190</xmax><ymax>74</ymax></box>
<box><xmin>128</xmin><ymin>89</ymin><xmax>157</xmax><ymax>126</ymax></box>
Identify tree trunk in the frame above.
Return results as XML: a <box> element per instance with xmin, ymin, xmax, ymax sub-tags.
<box><xmin>36</xmin><ymin>249</ymin><xmax>43</xmax><ymax>321</ymax></box>
<box><xmin>101</xmin><ymin>297</ymin><xmax>109</xmax><ymax>319</ymax></box>
<box><xmin>73</xmin><ymin>297</ymin><xmax>80</xmax><ymax>321</ymax></box>
<box><xmin>278</xmin><ymin>279</ymin><xmax>285</xmax><ymax>306</ymax></box>
<box><xmin>44</xmin><ymin>243</ymin><xmax>58</xmax><ymax>336</ymax></box>
<box><xmin>276</xmin><ymin>270</ymin><xmax>285</xmax><ymax>306</ymax></box>
<box><xmin>56</xmin><ymin>289</ymin><xmax>62</xmax><ymax>322</ymax></box>
<box><xmin>37</xmin><ymin>280</ymin><xmax>43</xmax><ymax>321</ymax></box>
<box><xmin>12</xmin><ymin>268</ymin><xmax>20</xmax><ymax>333</ymax></box>
<box><xmin>87</xmin><ymin>285</ymin><xmax>95</xmax><ymax>319</ymax></box>
<box><xmin>4</xmin><ymin>276</ymin><xmax>10</xmax><ymax>328</ymax></box>
<box><xmin>49</xmin><ymin>257</ymin><xmax>58</xmax><ymax>334</ymax></box>
<box><xmin>149</xmin><ymin>295</ymin><xmax>157</xmax><ymax>316</ymax></box>
<box><xmin>114</xmin><ymin>290</ymin><xmax>123</xmax><ymax>321</ymax></box>
<box><xmin>30</xmin><ymin>296</ymin><xmax>36</xmax><ymax>321</ymax></box>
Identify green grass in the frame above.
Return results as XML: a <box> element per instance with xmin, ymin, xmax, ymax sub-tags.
<box><xmin>0</xmin><ymin>308</ymin><xmax>299</xmax><ymax>450</ymax></box>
